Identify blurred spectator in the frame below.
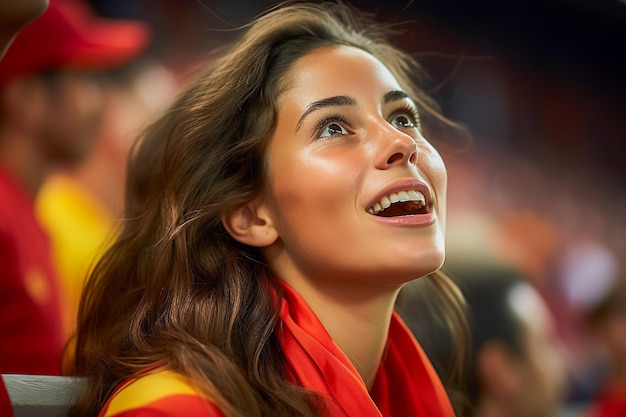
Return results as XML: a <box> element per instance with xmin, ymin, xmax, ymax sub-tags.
<box><xmin>0</xmin><ymin>0</ymin><xmax>48</xmax><ymax>59</ymax></box>
<box><xmin>36</xmin><ymin>57</ymin><xmax>177</xmax><ymax>334</ymax></box>
<box><xmin>397</xmin><ymin>263</ymin><xmax>568</xmax><ymax>417</ymax></box>
<box><xmin>0</xmin><ymin>0</ymin><xmax>149</xmax><ymax>375</ymax></box>
<box><xmin>1</xmin><ymin>3</ymin><xmax>48</xmax><ymax>410</ymax></box>
<box><xmin>584</xmin><ymin>277</ymin><xmax>626</xmax><ymax>417</ymax></box>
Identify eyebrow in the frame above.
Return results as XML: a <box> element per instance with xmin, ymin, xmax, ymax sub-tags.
<box><xmin>295</xmin><ymin>95</ymin><xmax>356</xmax><ymax>132</ymax></box>
<box><xmin>294</xmin><ymin>90</ymin><xmax>412</xmax><ymax>132</ymax></box>
<box><xmin>384</xmin><ymin>90</ymin><xmax>410</xmax><ymax>103</ymax></box>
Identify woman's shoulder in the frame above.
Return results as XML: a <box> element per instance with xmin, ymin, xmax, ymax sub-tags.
<box><xmin>100</xmin><ymin>368</ymin><xmax>224</xmax><ymax>417</ymax></box>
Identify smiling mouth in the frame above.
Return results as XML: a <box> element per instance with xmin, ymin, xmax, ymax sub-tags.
<box><xmin>367</xmin><ymin>190</ymin><xmax>429</xmax><ymax>217</ymax></box>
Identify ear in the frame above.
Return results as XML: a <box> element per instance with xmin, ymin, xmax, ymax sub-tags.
<box><xmin>476</xmin><ymin>340</ymin><xmax>522</xmax><ymax>401</ymax></box>
<box><xmin>222</xmin><ymin>197</ymin><xmax>278</xmax><ymax>248</ymax></box>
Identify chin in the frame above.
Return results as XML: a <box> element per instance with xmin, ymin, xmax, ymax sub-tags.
<box><xmin>411</xmin><ymin>249</ymin><xmax>446</xmax><ymax>278</ymax></box>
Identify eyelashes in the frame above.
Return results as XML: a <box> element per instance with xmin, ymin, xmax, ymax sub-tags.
<box><xmin>313</xmin><ymin>114</ymin><xmax>351</xmax><ymax>139</ymax></box>
<box><xmin>311</xmin><ymin>104</ymin><xmax>421</xmax><ymax>140</ymax></box>
<box><xmin>390</xmin><ymin>104</ymin><xmax>421</xmax><ymax>130</ymax></box>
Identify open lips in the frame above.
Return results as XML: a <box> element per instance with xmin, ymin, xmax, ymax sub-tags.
<box><xmin>367</xmin><ymin>190</ymin><xmax>428</xmax><ymax>217</ymax></box>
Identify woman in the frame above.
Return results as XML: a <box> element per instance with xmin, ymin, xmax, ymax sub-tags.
<box><xmin>70</xmin><ymin>2</ymin><xmax>466</xmax><ymax>416</ymax></box>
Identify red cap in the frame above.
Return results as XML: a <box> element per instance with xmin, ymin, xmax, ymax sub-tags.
<box><xmin>0</xmin><ymin>0</ymin><xmax>151</xmax><ymax>86</ymax></box>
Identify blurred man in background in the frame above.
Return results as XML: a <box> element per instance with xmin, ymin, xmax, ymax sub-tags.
<box><xmin>397</xmin><ymin>263</ymin><xmax>568</xmax><ymax>417</ymax></box>
<box><xmin>0</xmin><ymin>2</ymin><xmax>49</xmax><ymax>414</ymax></box>
<box><xmin>36</xmin><ymin>56</ymin><xmax>176</xmax><ymax>334</ymax></box>
<box><xmin>0</xmin><ymin>0</ymin><xmax>149</xmax><ymax>375</ymax></box>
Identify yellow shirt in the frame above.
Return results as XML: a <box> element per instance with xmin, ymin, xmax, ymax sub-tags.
<box><xmin>36</xmin><ymin>174</ymin><xmax>118</xmax><ymax>334</ymax></box>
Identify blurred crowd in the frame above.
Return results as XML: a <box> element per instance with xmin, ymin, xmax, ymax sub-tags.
<box><xmin>0</xmin><ymin>1</ymin><xmax>624</xmax><ymax>417</ymax></box>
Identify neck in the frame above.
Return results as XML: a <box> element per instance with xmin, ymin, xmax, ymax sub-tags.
<box><xmin>283</xmin><ymin>277</ymin><xmax>399</xmax><ymax>389</ymax></box>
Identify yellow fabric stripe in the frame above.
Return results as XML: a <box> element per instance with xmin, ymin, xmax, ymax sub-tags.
<box><xmin>104</xmin><ymin>370</ymin><xmax>201</xmax><ymax>416</ymax></box>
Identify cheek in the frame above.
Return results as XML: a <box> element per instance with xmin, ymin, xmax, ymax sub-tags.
<box><xmin>264</xmin><ymin>147</ymin><xmax>364</xmax><ymax>243</ymax></box>
<box><xmin>423</xmin><ymin>148</ymin><xmax>448</xmax><ymax>189</ymax></box>
<box><xmin>268</xmin><ymin>144</ymin><xmax>364</xmax><ymax>206</ymax></box>
<box><xmin>421</xmin><ymin>149</ymin><xmax>447</xmax><ymax>222</ymax></box>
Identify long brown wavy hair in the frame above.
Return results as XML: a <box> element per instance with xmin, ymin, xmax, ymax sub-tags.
<box><xmin>70</xmin><ymin>2</ymin><xmax>467</xmax><ymax>417</ymax></box>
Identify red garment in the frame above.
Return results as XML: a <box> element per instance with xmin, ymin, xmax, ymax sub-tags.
<box><xmin>279</xmin><ymin>281</ymin><xmax>455</xmax><ymax>416</ymax></box>
<box><xmin>101</xmin><ymin>281</ymin><xmax>454</xmax><ymax>416</ymax></box>
<box><xmin>0</xmin><ymin>167</ymin><xmax>65</xmax><ymax>375</ymax></box>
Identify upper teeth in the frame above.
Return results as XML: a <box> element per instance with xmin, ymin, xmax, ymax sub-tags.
<box><xmin>367</xmin><ymin>190</ymin><xmax>426</xmax><ymax>215</ymax></box>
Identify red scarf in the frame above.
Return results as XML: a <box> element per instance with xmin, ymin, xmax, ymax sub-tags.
<box><xmin>277</xmin><ymin>282</ymin><xmax>455</xmax><ymax>417</ymax></box>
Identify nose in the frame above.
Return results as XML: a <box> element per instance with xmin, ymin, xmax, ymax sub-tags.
<box><xmin>374</xmin><ymin>126</ymin><xmax>418</xmax><ymax>169</ymax></box>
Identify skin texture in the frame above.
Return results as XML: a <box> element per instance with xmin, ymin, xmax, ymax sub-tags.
<box><xmin>0</xmin><ymin>0</ymin><xmax>48</xmax><ymax>59</ymax></box>
<box><xmin>227</xmin><ymin>45</ymin><xmax>448</xmax><ymax>387</ymax></box>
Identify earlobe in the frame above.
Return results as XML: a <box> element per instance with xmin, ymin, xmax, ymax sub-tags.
<box><xmin>222</xmin><ymin>200</ymin><xmax>278</xmax><ymax>248</ymax></box>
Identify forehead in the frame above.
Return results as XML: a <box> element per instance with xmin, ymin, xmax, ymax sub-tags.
<box><xmin>278</xmin><ymin>45</ymin><xmax>404</xmax><ymax>105</ymax></box>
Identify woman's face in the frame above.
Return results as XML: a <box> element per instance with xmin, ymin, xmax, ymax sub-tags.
<box><xmin>260</xmin><ymin>45</ymin><xmax>447</xmax><ymax>292</ymax></box>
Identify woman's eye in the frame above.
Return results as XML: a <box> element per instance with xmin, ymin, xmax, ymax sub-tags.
<box><xmin>391</xmin><ymin>113</ymin><xmax>416</xmax><ymax>128</ymax></box>
<box><xmin>319</xmin><ymin>122</ymin><xmax>348</xmax><ymax>138</ymax></box>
